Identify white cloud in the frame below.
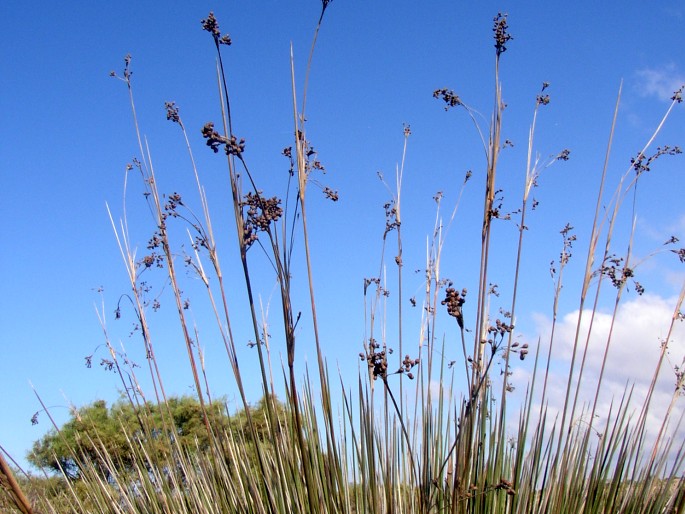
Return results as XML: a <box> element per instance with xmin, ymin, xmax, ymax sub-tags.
<box><xmin>635</xmin><ymin>64</ymin><xmax>685</xmax><ymax>102</ymax></box>
<box><xmin>526</xmin><ymin>293</ymin><xmax>685</xmax><ymax>459</ymax></box>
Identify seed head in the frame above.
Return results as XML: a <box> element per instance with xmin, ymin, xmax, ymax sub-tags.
<box><xmin>493</xmin><ymin>13</ymin><xmax>513</xmax><ymax>57</ymax></box>
<box><xmin>201</xmin><ymin>12</ymin><xmax>231</xmax><ymax>45</ymax></box>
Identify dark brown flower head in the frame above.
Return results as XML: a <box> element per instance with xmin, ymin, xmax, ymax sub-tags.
<box><xmin>433</xmin><ymin>88</ymin><xmax>463</xmax><ymax>110</ymax></box>
<box><xmin>201</xmin><ymin>12</ymin><xmax>232</xmax><ymax>45</ymax></box>
<box><xmin>508</xmin><ymin>342</ymin><xmax>529</xmax><ymax>361</ymax></box>
<box><xmin>165</xmin><ymin>101</ymin><xmax>181</xmax><ymax>125</ymax></box>
<box><xmin>672</xmin><ymin>248</ymin><xmax>685</xmax><ymax>263</ymax></box>
<box><xmin>123</xmin><ymin>54</ymin><xmax>132</xmax><ymax>79</ymax></box>
<box><xmin>598</xmin><ymin>255</ymin><xmax>644</xmax><ymax>294</ymax></box>
<box><xmin>557</xmin><ymin>149</ymin><xmax>571</xmax><ymax>161</ymax></box>
<box><xmin>201</xmin><ymin>122</ymin><xmax>240</xmax><ymax>154</ymax></box>
<box><xmin>493</xmin><ymin>12</ymin><xmax>513</xmax><ymax>57</ymax></box>
<box><xmin>140</xmin><ymin>253</ymin><xmax>164</xmax><ymax>269</ymax></box>
<box><xmin>559</xmin><ymin>223</ymin><xmax>576</xmax><ymax>265</ymax></box>
<box><xmin>631</xmin><ymin>145</ymin><xmax>682</xmax><ymax>175</ymax></box>
<box><xmin>362</xmin><ymin>338</ymin><xmax>388</xmax><ymax>380</ymax></box>
<box><xmin>383</xmin><ymin>200</ymin><xmax>401</xmax><ymax>236</ymax></box>
<box><xmin>323</xmin><ymin>187</ymin><xmax>339</xmax><ymax>202</ymax></box>
<box><xmin>226</xmin><ymin>135</ymin><xmax>246</xmax><ymax>156</ymax></box>
<box><xmin>442</xmin><ymin>285</ymin><xmax>467</xmax><ymax>329</ymax></box>
<box><xmin>110</xmin><ymin>54</ymin><xmax>133</xmax><ymax>81</ymax></box>
<box><xmin>201</xmin><ymin>13</ymin><xmax>220</xmax><ymax>39</ymax></box>
<box><xmin>164</xmin><ymin>192</ymin><xmax>183</xmax><ymax>215</ymax></box>
<box><xmin>536</xmin><ymin>94</ymin><xmax>550</xmax><ymax>106</ymax></box>
<box><xmin>241</xmin><ymin>192</ymin><xmax>283</xmax><ymax>248</ymax></box>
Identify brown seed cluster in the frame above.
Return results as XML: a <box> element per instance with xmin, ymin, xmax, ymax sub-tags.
<box><xmin>487</xmin><ymin>318</ymin><xmax>513</xmax><ymax>339</ymax></box>
<box><xmin>165</xmin><ymin>101</ymin><xmax>181</xmax><ymax>124</ymax></box>
<box><xmin>360</xmin><ymin>339</ymin><xmax>389</xmax><ymax>380</ymax></box>
<box><xmin>559</xmin><ymin>223</ymin><xmax>576</xmax><ymax>266</ymax></box>
<box><xmin>165</xmin><ymin>192</ymin><xmax>183</xmax><ymax>214</ymax></box>
<box><xmin>536</xmin><ymin>94</ymin><xmax>550</xmax><ymax>106</ymax></box>
<box><xmin>509</xmin><ymin>341</ymin><xmax>529</xmax><ymax>361</ymax></box>
<box><xmin>663</xmin><ymin>237</ymin><xmax>685</xmax><ymax>264</ymax></box>
<box><xmin>383</xmin><ymin>201</ymin><xmax>400</xmax><ymax>237</ymax></box>
<box><xmin>399</xmin><ymin>354</ymin><xmax>420</xmax><ymax>380</ymax></box>
<box><xmin>282</xmin><ymin>146</ymin><xmax>295</xmax><ymax>176</ymax></box>
<box><xmin>433</xmin><ymin>88</ymin><xmax>463</xmax><ymax>110</ymax></box>
<box><xmin>536</xmin><ymin>82</ymin><xmax>551</xmax><ymax>106</ymax></box>
<box><xmin>141</xmin><ymin>231</ymin><xmax>165</xmax><ymax>269</ymax></box>
<box><xmin>241</xmin><ymin>192</ymin><xmax>283</xmax><ymax>248</ymax></box>
<box><xmin>201</xmin><ymin>12</ymin><xmax>232</xmax><ymax>45</ymax></box>
<box><xmin>675</xmin><ymin>364</ymin><xmax>684</xmax><ymax>394</ymax></box>
<box><xmin>442</xmin><ymin>284</ymin><xmax>467</xmax><ymax>329</ymax></box>
<box><xmin>201</xmin><ymin>122</ymin><xmax>228</xmax><ymax>153</ymax></box>
<box><xmin>598</xmin><ymin>255</ymin><xmax>644</xmax><ymax>295</ymax></box>
<box><xmin>109</xmin><ymin>54</ymin><xmax>133</xmax><ymax>81</ymax></box>
<box><xmin>631</xmin><ymin>146</ymin><xmax>682</xmax><ymax>175</ymax></box>
<box><xmin>494</xmin><ymin>478</ymin><xmax>516</xmax><ymax>496</ymax></box>
<box><xmin>359</xmin><ymin>340</ymin><xmax>420</xmax><ymax>381</ymax></box>
<box><xmin>226</xmin><ymin>135</ymin><xmax>246</xmax><ymax>156</ymax></box>
<box><xmin>557</xmin><ymin>149</ymin><xmax>571</xmax><ymax>161</ymax></box>
<box><xmin>201</xmin><ymin>122</ymin><xmax>245</xmax><ymax>156</ymax></box>
<box><xmin>141</xmin><ymin>254</ymin><xmax>163</xmax><ymax>269</ymax></box>
<box><xmin>323</xmin><ymin>187</ymin><xmax>339</xmax><ymax>202</ymax></box>
<box><xmin>493</xmin><ymin>12</ymin><xmax>513</xmax><ymax>56</ymax></box>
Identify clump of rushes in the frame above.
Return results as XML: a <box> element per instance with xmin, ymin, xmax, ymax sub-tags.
<box><xmin>21</xmin><ymin>7</ymin><xmax>685</xmax><ymax>514</ymax></box>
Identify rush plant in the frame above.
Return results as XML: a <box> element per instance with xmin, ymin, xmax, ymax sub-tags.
<box><xmin>6</xmin><ymin>5</ymin><xmax>684</xmax><ymax>514</ymax></box>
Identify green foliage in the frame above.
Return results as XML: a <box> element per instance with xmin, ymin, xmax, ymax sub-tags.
<box><xmin>0</xmin><ymin>472</ymin><xmax>73</xmax><ymax>514</ymax></box>
<box><xmin>27</xmin><ymin>395</ymin><xmax>285</xmax><ymax>483</ymax></box>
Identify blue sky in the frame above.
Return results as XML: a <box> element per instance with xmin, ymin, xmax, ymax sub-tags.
<box><xmin>1</xmin><ymin>1</ymin><xmax>684</xmax><ymax>471</ymax></box>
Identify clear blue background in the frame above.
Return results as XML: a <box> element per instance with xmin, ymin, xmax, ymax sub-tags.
<box><xmin>1</xmin><ymin>0</ymin><xmax>684</xmax><ymax>471</ymax></box>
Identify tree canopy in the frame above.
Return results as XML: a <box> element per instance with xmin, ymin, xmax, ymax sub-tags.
<box><xmin>28</xmin><ymin>395</ymin><xmax>285</xmax><ymax>481</ymax></box>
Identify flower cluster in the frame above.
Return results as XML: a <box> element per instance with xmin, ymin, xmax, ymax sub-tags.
<box><xmin>359</xmin><ymin>339</ymin><xmax>419</xmax><ymax>381</ymax></box>
<box><xmin>360</xmin><ymin>339</ymin><xmax>389</xmax><ymax>380</ymax></box>
<box><xmin>493</xmin><ymin>12</ymin><xmax>513</xmax><ymax>56</ymax></box>
<box><xmin>631</xmin><ymin>146</ymin><xmax>682</xmax><ymax>175</ymax></box>
<box><xmin>241</xmin><ymin>192</ymin><xmax>283</xmax><ymax>248</ymax></box>
<box><xmin>433</xmin><ymin>88</ymin><xmax>463</xmax><ymax>110</ymax></box>
<box><xmin>598</xmin><ymin>255</ymin><xmax>644</xmax><ymax>295</ymax></box>
<box><xmin>165</xmin><ymin>101</ymin><xmax>181</xmax><ymax>124</ymax></box>
<box><xmin>201</xmin><ymin>12</ymin><xmax>232</xmax><ymax>45</ymax></box>
<box><xmin>383</xmin><ymin>200</ymin><xmax>400</xmax><ymax>237</ymax></box>
<box><xmin>399</xmin><ymin>354</ymin><xmax>420</xmax><ymax>380</ymax></box>
<box><xmin>201</xmin><ymin>122</ymin><xmax>245</xmax><ymax>156</ymax></box>
<box><xmin>441</xmin><ymin>284</ymin><xmax>467</xmax><ymax>329</ymax></box>
<box><xmin>509</xmin><ymin>341</ymin><xmax>529</xmax><ymax>361</ymax></box>
<box><xmin>487</xmin><ymin>318</ymin><xmax>513</xmax><ymax>339</ymax></box>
